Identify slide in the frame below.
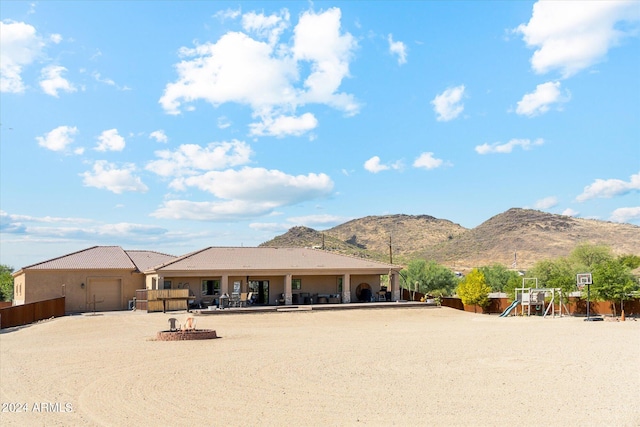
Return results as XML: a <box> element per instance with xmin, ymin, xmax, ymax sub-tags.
<box><xmin>499</xmin><ymin>300</ymin><xmax>520</xmax><ymax>317</ymax></box>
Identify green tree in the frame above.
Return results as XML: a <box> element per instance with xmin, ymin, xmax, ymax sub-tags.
<box><xmin>617</xmin><ymin>254</ymin><xmax>640</xmax><ymax>270</ymax></box>
<box><xmin>570</xmin><ymin>243</ymin><xmax>613</xmax><ymax>270</ymax></box>
<box><xmin>0</xmin><ymin>265</ymin><xmax>14</xmax><ymax>302</ymax></box>
<box><xmin>422</xmin><ymin>260</ymin><xmax>458</xmax><ymax>296</ymax></box>
<box><xmin>592</xmin><ymin>258</ymin><xmax>638</xmax><ymax>317</ymax></box>
<box><xmin>401</xmin><ymin>259</ymin><xmax>427</xmax><ymax>300</ymax></box>
<box><xmin>480</xmin><ymin>263</ymin><xmax>518</xmax><ymax>293</ymax></box>
<box><xmin>527</xmin><ymin>258</ymin><xmax>575</xmax><ymax>297</ymax></box>
<box><xmin>456</xmin><ymin>268</ymin><xmax>491</xmax><ymax>313</ymax></box>
<box><xmin>503</xmin><ymin>273</ymin><xmax>525</xmax><ymax>301</ymax></box>
<box><xmin>401</xmin><ymin>259</ymin><xmax>458</xmax><ymax>298</ymax></box>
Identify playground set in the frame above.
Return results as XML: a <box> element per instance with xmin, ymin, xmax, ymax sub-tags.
<box><xmin>499</xmin><ymin>278</ymin><xmax>570</xmax><ymax>318</ymax></box>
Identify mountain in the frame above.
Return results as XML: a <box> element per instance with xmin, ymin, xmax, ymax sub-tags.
<box><xmin>260</xmin><ymin>208</ymin><xmax>640</xmax><ymax>271</ymax></box>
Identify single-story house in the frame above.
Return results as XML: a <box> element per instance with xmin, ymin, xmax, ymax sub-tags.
<box><xmin>12</xmin><ymin>246</ymin><xmax>176</xmax><ymax>312</ymax></box>
<box><xmin>12</xmin><ymin>246</ymin><xmax>403</xmax><ymax>312</ymax></box>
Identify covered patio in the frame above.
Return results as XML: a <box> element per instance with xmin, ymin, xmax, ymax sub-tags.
<box><xmin>142</xmin><ymin>247</ymin><xmax>403</xmax><ymax>308</ymax></box>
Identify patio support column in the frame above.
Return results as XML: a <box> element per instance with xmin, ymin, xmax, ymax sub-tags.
<box><xmin>390</xmin><ymin>271</ymin><xmax>400</xmax><ymax>302</ymax></box>
<box><xmin>342</xmin><ymin>273</ymin><xmax>351</xmax><ymax>303</ymax></box>
<box><xmin>221</xmin><ymin>274</ymin><xmax>229</xmax><ymax>295</ymax></box>
<box><xmin>158</xmin><ymin>276</ymin><xmax>163</xmax><ymax>290</ymax></box>
<box><xmin>284</xmin><ymin>274</ymin><xmax>292</xmax><ymax>305</ymax></box>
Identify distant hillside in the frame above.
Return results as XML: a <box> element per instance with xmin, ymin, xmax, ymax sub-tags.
<box><xmin>417</xmin><ymin>208</ymin><xmax>640</xmax><ymax>271</ymax></box>
<box><xmin>260</xmin><ymin>226</ymin><xmax>379</xmax><ymax>259</ymax></box>
<box><xmin>260</xmin><ymin>208</ymin><xmax>640</xmax><ymax>271</ymax></box>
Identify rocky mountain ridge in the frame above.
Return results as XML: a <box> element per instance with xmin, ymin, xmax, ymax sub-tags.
<box><xmin>260</xmin><ymin>208</ymin><xmax>640</xmax><ymax>271</ymax></box>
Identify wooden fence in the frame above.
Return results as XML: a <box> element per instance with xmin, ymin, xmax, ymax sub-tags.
<box><xmin>0</xmin><ymin>297</ymin><xmax>66</xmax><ymax>329</ymax></box>
<box><xmin>136</xmin><ymin>289</ymin><xmax>193</xmax><ymax>312</ymax></box>
<box><xmin>440</xmin><ymin>296</ymin><xmax>640</xmax><ymax>316</ymax></box>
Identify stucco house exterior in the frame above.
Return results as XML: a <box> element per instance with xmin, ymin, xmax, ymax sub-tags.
<box><xmin>12</xmin><ymin>246</ymin><xmax>403</xmax><ymax>313</ymax></box>
<box><xmin>12</xmin><ymin>246</ymin><xmax>176</xmax><ymax>313</ymax></box>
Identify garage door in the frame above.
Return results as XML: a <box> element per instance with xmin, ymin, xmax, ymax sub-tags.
<box><xmin>88</xmin><ymin>279</ymin><xmax>122</xmax><ymax>311</ymax></box>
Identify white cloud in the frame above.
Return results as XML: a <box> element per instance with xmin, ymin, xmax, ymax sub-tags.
<box><xmin>149</xmin><ymin>130</ymin><xmax>168</xmax><ymax>143</ymax></box>
<box><xmin>95</xmin><ymin>129</ymin><xmax>125</xmax><ymax>152</ymax></box>
<box><xmin>151</xmin><ymin>199</ymin><xmax>276</xmax><ymax>221</ymax></box>
<box><xmin>36</xmin><ymin>125</ymin><xmax>78</xmax><ymax>151</ymax></box>
<box><xmin>515</xmin><ymin>1</ymin><xmax>640</xmax><ymax>77</ymax></box>
<box><xmin>250</xmin><ymin>213</ymin><xmax>348</xmax><ymax>232</ymax></box>
<box><xmin>286</xmin><ymin>214</ymin><xmax>347</xmax><ymax>228</ymax></box>
<box><xmin>249</xmin><ymin>112</ymin><xmax>318</xmax><ymax>137</ymax></box>
<box><xmin>413</xmin><ymin>152</ymin><xmax>444</xmax><ymax>170</ymax></box>
<box><xmin>431</xmin><ymin>85</ymin><xmax>465</xmax><ymax>121</ymax></box>
<box><xmin>516</xmin><ymin>81</ymin><xmax>569</xmax><ymax>117</ymax></box>
<box><xmin>388</xmin><ymin>34</ymin><xmax>407</xmax><ymax>65</ymax></box>
<box><xmin>475</xmin><ymin>138</ymin><xmax>544</xmax><ymax>154</ymax></box>
<box><xmin>217</xmin><ymin>116</ymin><xmax>231</xmax><ymax>129</ymax></box>
<box><xmin>292</xmin><ymin>8</ymin><xmax>358</xmax><ymax>112</ymax></box>
<box><xmin>610</xmin><ymin>207</ymin><xmax>640</xmax><ymax>223</ymax></box>
<box><xmin>172</xmin><ymin>167</ymin><xmax>332</xmax><ymax>202</ymax></box>
<box><xmin>50</xmin><ymin>33</ymin><xmax>63</xmax><ymax>44</ymax></box>
<box><xmin>1</xmin><ymin>210</ymin><xmax>171</xmax><ymax>242</ymax></box>
<box><xmin>0</xmin><ymin>20</ymin><xmax>44</xmax><ymax>93</ymax></box>
<box><xmin>152</xmin><ymin>168</ymin><xmax>333</xmax><ymax>221</ymax></box>
<box><xmin>576</xmin><ymin>172</ymin><xmax>640</xmax><ymax>202</ymax></box>
<box><xmin>159</xmin><ymin>8</ymin><xmax>359</xmax><ymax>137</ymax></box>
<box><xmin>92</xmin><ymin>72</ymin><xmax>130</xmax><ymax>91</ymax></box>
<box><xmin>146</xmin><ymin>140</ymin><xmax>252</xmax><ymax>178</ymax></box>
<box><xmin>534</xmin><ymin>196</ymin><xmax>558</xmax><ymax>209</ymax></box>
<box><xmin>242</xmin><ymin>9</ymin><xmax>290</xmax><ymax>45</ymax></box>
<box><xmin>92</xmin><ymin>71</ymin><xmax>115</xmax><ymax>86</ymax></box>
<box><xmin>39</xmin><ymin>65</ymin><xmax>76</xmax><ymax>97</ymax></box>
<box><xmin>81</xmin><ymin>160</ymin><xmax>148</xmax><ymax>194</ymax></box>
<box><xmin>364</xmin><ymin>156</ymin><xmax>389</xmax><ymax>173</ymax></box>
<box><xmin>214</xmin><ymin>8</ymin><xmax>242</xmax><ymax>21</ymax></box>
<box><xmin>562</xmin><ymin>208</ymin><xmax>579</xmax><ymax>217</ymax></box>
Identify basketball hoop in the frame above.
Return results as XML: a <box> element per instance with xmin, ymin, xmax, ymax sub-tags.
<box><xmin>576</xmin><ymin>273</ymin><xmax>592</xmax><ymax>291</ymax></box>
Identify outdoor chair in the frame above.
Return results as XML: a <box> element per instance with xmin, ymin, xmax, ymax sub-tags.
<box><xmin>182</xmin><ymin>316</ymin><xmax>196</xmax><ymax>330</ymax></box>
<box><xmin>230</xmin><ymin>293</ymin><xmax>240</xmax><ymax>307</ymax></box>
<box><xmin>168</xmin><ymin>318</ymin><xmax>179</xmax><ymax>331</ymax></box>
<box><xmin>238</xmin><ymin>292</ymin><xmax>249</xmax><ymax>307</ymax></box>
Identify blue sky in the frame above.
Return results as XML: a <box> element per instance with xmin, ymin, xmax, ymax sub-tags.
<box><xmin>1</xmin><ymin>1</ymin><xmax>639</xmax><ymax>269</ymax></box>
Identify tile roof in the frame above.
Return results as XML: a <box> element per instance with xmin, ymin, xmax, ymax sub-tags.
<box><xmin>151</xmin><ymin>247</ymin><xmax>401</xmax><ymax>272</ymax></box>
<box><xmin>23</xmin><ymin>246</ymin><xmax>136</xmax><ymax>270</ymax></box>
<box><xmin>126</xmin><ymin>250</ymin><xmax>176</xmax><ymax>272</ymax></box>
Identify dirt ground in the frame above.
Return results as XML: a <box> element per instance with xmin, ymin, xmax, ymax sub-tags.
<box><xmin>1</xmin><ymin>306</ymin><xmax>638</xmax><ymax>426</ymax></box>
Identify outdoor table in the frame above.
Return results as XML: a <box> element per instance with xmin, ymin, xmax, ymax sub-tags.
<box><xmin>156</xmin><ymin>296</ymin><xmax>192</xmax><ymax>313</ymax></box>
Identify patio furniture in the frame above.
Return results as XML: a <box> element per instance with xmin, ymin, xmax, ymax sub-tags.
<box><xmin>200</xmin><ymin>295</ymin><xmax>217</xmax><ymax>308</ymax></box>
<box><xmin>168</xmin><ymin>318</ymin><xmax>179</xmax><ymax>331</ymax></box>
<box><xmin>238</xmin><ymin>292</ymin><xmax>250</xmax><ymax>307</ymax></box>
<box><xmin>230</xmin><ymin>293</ymin><xmax>240</xmax><ymax>307</ymax></box>
<box><xmin>182</xmin><ymin>316</ymin><xmax>196</xmax><ymax>330</ymax></box>
<box><xmin>219</xmin><ymin>294</ymin><xmax>229</xmax><ymax>309</ymax></box>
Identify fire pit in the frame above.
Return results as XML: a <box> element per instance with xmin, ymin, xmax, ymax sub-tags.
<box><xmin>156</xmin><ymin>316</ymin><xmax>218</xmax><ymax>341</ymax></box>
<box><xmin>156</xmin><ymin>329</ymin><xmax>218</xmax><ymax>341</ymax></box>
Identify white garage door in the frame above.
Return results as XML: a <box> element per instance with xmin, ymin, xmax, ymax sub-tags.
<box><xmin>88</xmin><ymin>279</ymin><xmax>122</xmax><ymax>311</ymax></box>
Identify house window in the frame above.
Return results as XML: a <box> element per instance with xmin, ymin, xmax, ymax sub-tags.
<box><xmin>163</xmin><ymin>280</ymin><xmax>172</xmax><ymax>290</ymax></box>
<box><xmin>202</xmin><ymin>279</ymin><xmax>220</xmax><ymax>296</ymax></box>
<box><xmin>292</xmin><ymin>279</ymin><xmax>302</xmax><ymax>290</ymax></box>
